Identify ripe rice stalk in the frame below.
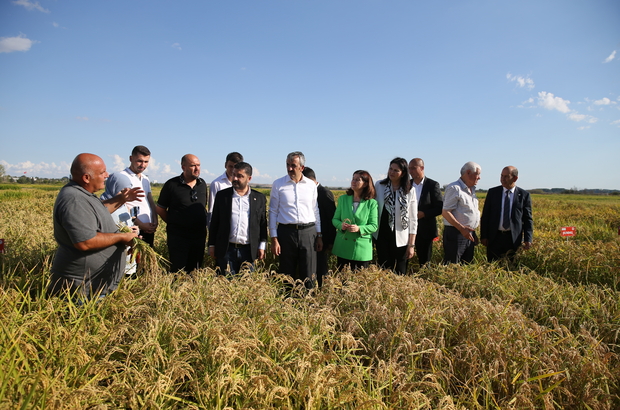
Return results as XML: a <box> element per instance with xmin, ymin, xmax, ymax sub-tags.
<box><xmin>117</xmin><ymin>223</ymin><xmax>168</xmax><ymax>274</ymax></box>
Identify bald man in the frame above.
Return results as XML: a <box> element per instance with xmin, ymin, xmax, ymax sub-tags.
<box><xmin>47</xmin><ymin>153</ymin><xmax>141</xmax><ymax>299</ymax></box>
<box><xmin>480</xmin><ymin>166</ymin><xmax>533</xmax><ymax>263</ymax></box>
<box><xmin>156</xmin><ymin>154</ymin><xmax>208</xmax><ymax>273</ymax></box>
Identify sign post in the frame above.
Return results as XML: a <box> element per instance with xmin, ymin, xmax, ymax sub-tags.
<box><xmin>560</xmin><ymin>227</ymin><xmax>576</xmax><ymax>243</ymax></box>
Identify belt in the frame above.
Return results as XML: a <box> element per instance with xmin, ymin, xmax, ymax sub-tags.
<box><xmin>280</xmin><ymin>222</ymin><xmax>315</xmax><ymax>230</ymax></box>
<box><xmin>229</xmin><ymin>242</ymin><xmax>250</xmax><ymax>248</ymax></box>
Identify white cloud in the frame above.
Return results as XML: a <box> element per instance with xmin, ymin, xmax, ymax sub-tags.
<box><xmin>577</xmin><ymin>126</ymin><xmax>590</xmax><ymax>130</ymax></box>
<box><xmin>111</xmin><ymin>154</ymin><xmax>125</xmax><ymax>172</ymax></box>
<box><xmin>568</xmin><ymin>113</ymin><xmax>598</xmax><ymax>123</ymax></box>
<box><xmin>537</xmin><ymin>91</ymin><xmax>571</xmax><ymax>113</ymax></box>
<box><xmin>507</xmin><ymin>73</ymin><xmax>535</xmax><ymax>90</ymax></box>
<box><xmin>611</xmin><ymin>120</ymin><xmax>620</xmax><ymax>126</ymax></box>
<box><xmin>0</xmin><ymin>34</ymin><xmax>36</xmax><ymax>53</ymax></box>
<box><xmin>1</xmin><ymin>160</ymin><xmax>70</xmax><ymax>177</ymax></box>
<box><xmin>604</xmin><ymin>50</ymin><xmax>616</xmax><ymax>63</ymax></box>
<box><xmin>75</xmin><ymin>116</ymin><xmax>89</xmax><ymax>121</ymax></box>
<box><xmin>171</xmin><ymin>43</ymin><xmax>182</xmax><ymax>50</ymax></box>
<box><xmin>593</xmin><ymin>97</ymin><xmax>612</xmax><ymax>105</ymax></box>
<box><xmin>13</xmin><ymin>0</ymin><xmax>50</xmax><ymax>13</ymax></box>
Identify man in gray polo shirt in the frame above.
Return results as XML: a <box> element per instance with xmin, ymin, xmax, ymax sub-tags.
<box><xmin>47</xmin><ymin>153</ymin><xmax>140</xmax><ymax>299</ymax></box>
<box><xmin>442</xmin><ymin>161</ymin><xmax>481</xmax><ymax>264</ymax></box>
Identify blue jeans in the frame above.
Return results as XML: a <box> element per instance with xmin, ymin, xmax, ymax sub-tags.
<box><xmin>217</xmin><ymin>244</ymin><xmax>254</xmax><ymax>276</ymax></box>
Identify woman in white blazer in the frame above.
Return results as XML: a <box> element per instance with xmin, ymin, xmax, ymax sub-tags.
<box><xmin>373</xmin><ymin>157</ymin><xmax>418</xmax><ymax>274</ymax></box>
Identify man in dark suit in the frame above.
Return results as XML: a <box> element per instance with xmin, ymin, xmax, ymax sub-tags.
<box><xmin>208</xmin><ymin>162</ymin><xmax>268</xmax><ymax>275</ymax></box>
<box><xmin>480</xmin><ymin>166</ymin><xmax>533</xmax><ymax>263</ymax></box>
<box><xmin>302</xmin><ymin>167</ymin><xmax>336</xmax><ymax>287</ymax></box>
<box><xmin>409</xmin><ymin>158</ymin><xmax>443</xmax><ymax>266</ymax></box>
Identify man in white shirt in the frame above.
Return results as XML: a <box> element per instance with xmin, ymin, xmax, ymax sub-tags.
<box><xmin>270</xmin><ymin>151</ymin><xmax>323</xmax><ymax>288</ymax></box>
<box><xmin>102</xmin><ymin>145</ymin><xmax>158</xmax><ymax>247</ymax></box>
<box><xmin>442</xmin><ymin>161</ymin><xmax>481</xmax><ymax>264</ymax></box>
<box><xmin>208</xmin><ymin>162</ymin><xmax>267</xmax><ymax>275</ymax></box>
<box><xmin>208</xmin><ymin>152</ymin><xmax>243</xmax><ymax>227</ymax></box>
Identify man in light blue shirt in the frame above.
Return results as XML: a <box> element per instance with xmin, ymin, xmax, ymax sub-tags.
<box><xmin>442</xmin><ymin>161</ymin><xmax>481</xmax><ymax>264</ymax></box>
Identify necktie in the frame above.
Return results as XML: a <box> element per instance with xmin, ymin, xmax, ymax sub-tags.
<box><xmin>502</xmin><ymin>190</ymin><xmax>511</xmax><ymax>230</ymax></box>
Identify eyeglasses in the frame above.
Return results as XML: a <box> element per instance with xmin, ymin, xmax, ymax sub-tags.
<box><xmin>190</xmin><ymin>189</ymin><xmax>198</xmax><ymax>202</ymax></box>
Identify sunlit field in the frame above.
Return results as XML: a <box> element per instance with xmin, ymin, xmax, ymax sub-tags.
<box><xmin>1</xmin><ymin>184</ymin><xmax>619</xmax><ymax>409</ymax></box>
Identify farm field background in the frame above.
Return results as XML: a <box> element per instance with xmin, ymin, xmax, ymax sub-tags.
<box><xmin>1</xmin><ymin>184</ymin><xmax>619</xmax><ymax>409</ymax></box>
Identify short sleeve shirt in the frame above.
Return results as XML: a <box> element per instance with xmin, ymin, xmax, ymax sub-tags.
<box><xmin>50</xmin><ymin>181</ymin><xmax>126</xmax><ymax>297</ymax></box>
<box><xmin>442</xmin><ymin>178</ymin><xmax>480</xmax><ymax>229</ymax></box>
<box><xmin>157</xmin><ymin>175</ymin><xmax>208</xmax><ymax>238</ymax></box>
<box><xmin>102</xmin><ymin>168</ymin><xmax>154</xmax><ymax>223</ymax></box>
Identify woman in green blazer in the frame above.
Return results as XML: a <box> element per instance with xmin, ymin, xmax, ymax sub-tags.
<box><xmin>332</xmin><ymin>170</ymin><xmax>378</xmax><ymax>271</ymax></box>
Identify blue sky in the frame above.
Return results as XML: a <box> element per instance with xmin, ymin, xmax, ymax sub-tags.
<box><xmin>1</xmin><ymin>0</ymin><xmax>618</xmax><ymax>190</ymax></box>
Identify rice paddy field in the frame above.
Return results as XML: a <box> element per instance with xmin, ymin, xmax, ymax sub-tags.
<box><xmin>1</xmin><ymin>184</ymin><xmax>619</xmax><ymax>409</ymax></box>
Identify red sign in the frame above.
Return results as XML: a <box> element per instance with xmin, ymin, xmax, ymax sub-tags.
<box><xmin>0</xmin><ymin>239</ymin><xmax>4</xmax><ymax>253</ymax></box>
<box><xmin>560</xmin><ymin>227</ymin><xmax>576</xmax><ymax>237</ymax></box>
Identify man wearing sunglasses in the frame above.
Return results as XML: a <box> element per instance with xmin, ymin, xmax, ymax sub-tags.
<box><xmin>157</xmin><ymin>154</ymin><xmax>208</xmax><ymax>273</ymax></box>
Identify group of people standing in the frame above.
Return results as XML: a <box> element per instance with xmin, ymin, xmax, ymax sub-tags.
<box><xmin>47</xmin><ymin>147</ymin><xmax>533</xmax><ymax>300</ymax></box>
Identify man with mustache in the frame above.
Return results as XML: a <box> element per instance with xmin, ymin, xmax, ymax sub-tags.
<box><xmin>269</xmin><ymin>151</ymin><xmax>322</xmax><ymax>289</ymax></box>
<box><xmin>208</xmin><ymin>162</ymin><xmax>267</xmax><ymax>275</ymax></box>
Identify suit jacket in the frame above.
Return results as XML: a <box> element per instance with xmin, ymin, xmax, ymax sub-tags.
<box><xmin>413</xmin><ymin>177</ymin><xmax>443</xmax><ymax>241</ymax></box>
<box><xmin>207</xmin><ymin>187</ymin><xmax>268</xmax><ymax>261</ymax></box>
<box><xmin>480</xmin><ymin>186</ymin><xmax>533</xmax><ymax>248</ymax></box>
<box><xmin>317</xmin><ymin>184</ymin><xmax>337</xmax><ymax>247</ymax></box>
<box><xmin>372</xmin><ymin>181</ymin><xmax>418</xmax><ymax>247</ymax></box>
<box><xmin>332</xmin><ymin>195</ymin><xmax>378</xmax><ymax>261</ymax></box>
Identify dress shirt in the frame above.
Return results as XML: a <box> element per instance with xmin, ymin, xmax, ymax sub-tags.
<box><xmin>442</xmin><ymin>178</ymin><xmax>480</xmax><ymax>229</ymax></box>
<box><xmin>269</xmin><ymin>175</ymin><xmax>321</xmax><ymax>237</ymax></box>
<box><xmin>499</xmin><ymin>187</ymin><xmax>515</xmax><ymax>231</ymax></box>
<box><xmin>208</xmin><ymin>172</ymin><xmax>232</xmax><ymax>218</ymax></box>
<box><xmin>412</xmin><ymin>178</ymin><xmax>424</xmax><ymax>204</ymax></box>
<box><xmin>229</xmin><ymin>189</ymin><xmax>251</xmax><ymax>244</ymax></box>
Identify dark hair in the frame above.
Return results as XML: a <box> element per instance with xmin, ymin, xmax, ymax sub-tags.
<box><xmin>234</xmin><ymin>161</ymin><xmax>253</xmax><ymax>176</ymax></box>
<box><xmin>226</xmin><ymin>152</ymin><xmax>244</xmax><ymax>163</ymax></box>
<box><xmin>132</xmin><ymin>145</ymin><xmax>151</xmax><ymax>157</ymax></box>
<box><xmin>346</xmin><ymin>170</ymin><xmax>375</xmax><ymax>200</ymax></box>
<box><xmin>379</xmin><ymin>157</ymin><xmax>411</xmax><ymax>194</ymax></box>
<box><xmin>302</xmin><ymin>167</ymin><xmax>316</xmax><ymax>181</ymax></box>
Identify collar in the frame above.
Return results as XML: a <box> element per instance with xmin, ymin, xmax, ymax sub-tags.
<box><xmin>125</xmin><ymin>167</ymin><xmax>143</xmax><ymax>180</ymax></box>
<box><xmin>286</xmin><ymin>174</ymin><xmax>308</xmax><ymax>184</ymax></box>
<box><xmin>457</xmin><ymin>177</ymin><xmax>475</xmax><ymax>195</ymax></box>
<box><xmin>179</xmin><ymin>174</ymin><xmax>203</xmax><ymax>186</ymax></box>
<box><xmin>503</xmin><ymin>186</ymin><xmax>516</xmax><ymax>195</ymax></box>
<box><xmin>233</xmin><ymin>187</ymin><xmax>251</xmax><ymax>198</ymax></box>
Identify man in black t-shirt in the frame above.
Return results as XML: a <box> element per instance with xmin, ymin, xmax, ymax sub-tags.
<box><xmin>156</xmin><ymin>154</ymin><xmax>208</xmax><ymax>273</ymax></box>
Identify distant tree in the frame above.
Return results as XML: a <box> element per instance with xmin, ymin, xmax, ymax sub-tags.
<box><xmin>0</xmin><ymin>164</ymin><xmax>5</xmax><ymax>182</ymax></box>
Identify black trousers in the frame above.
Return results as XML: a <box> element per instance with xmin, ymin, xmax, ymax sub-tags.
<box><xmin>487</xmin><ymin>230</ymin><xmax>519</xmax><ymax>262</ymax></box>
<box><xmin>336</xmin><ymin>257</ymin><xmax>370</xmax><ymax>272</ymax></box>
<box><xmin>414</xmin><ymin>235</ymin><xmax>434</xmax><ymax>266</ymax></box>
<box><xmin>167</xmin><ymin>232</ymin><xmax>206</xmax><ymax>274</ymax></box>
<box><xmin>277</xmin><ymin>224</ymin><xmax>317</xmax><ymax>288</ymax></box>
<box><xmin>442</xmin><ymin>225</ymin><xmax>477</xmax><ymax>264</ymax></box>
<box><xmin>376</xmin><ymin>207</ymin><xmax>408</xmax><ymax>274</ymax></box>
